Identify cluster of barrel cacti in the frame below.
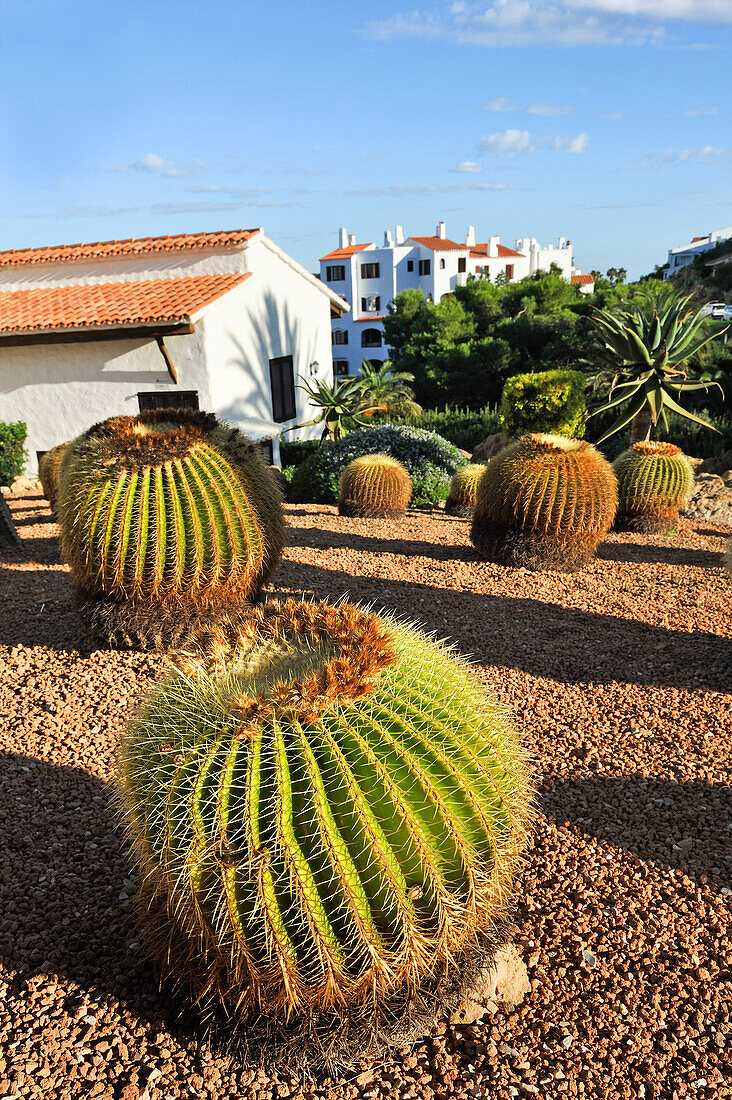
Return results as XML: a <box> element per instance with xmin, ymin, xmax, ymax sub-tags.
<box><xmin>470</xmin><ymin>433</ymin><xmax>618</xmax><ymax>571</ymax></box>
<box><xmin>338</xmin><ymin>453</ymin><xmax>412</xmax><ymax>517</ymax></box>
<box><xmin>57</xmin><ymin>409</ymin><xmax>284</xmax><ymax>648</ymax></box>
<box><xmin>119</xmin><ymin>598</ymin><xmax>533</xmax><ymax>1061</ymax></box>
<box><xmin>612</xmin><ymin>441</ymin><xmax>694</xmax><ymax>533</ymax></box>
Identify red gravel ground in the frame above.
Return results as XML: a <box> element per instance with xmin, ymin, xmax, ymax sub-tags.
<box><xmin>0</xmin><ymin>491</ymin><xmax>730</xmax><ymax>1100</ymax></box>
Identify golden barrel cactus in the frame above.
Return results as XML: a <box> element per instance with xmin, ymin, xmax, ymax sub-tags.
<box><xmin>613</xmin><ymin>441</ymin><xmax>694</xmax><ymax>533</ymax></box>
<box><xmin>471</xmin><ymin>433</ymin><xmax>618</xmax><ymax>571</ymax></box>
<box><xmin>38</xmin><ymin>441</ymin><xmax>70</xmax><ymax>514</ymax></box>
<box><xmin>445</xmin><ymin>463</ymin><xmax>486</xmax><ymax>517</ymax></box>
<box><xmin>58</xmin><ymin>409</ymin><xmax>284</xmax><ymax>648</ymax></box>
<box><xmin>119</xmin><ymin>599</ymin><xmax>533</xmax><ymax>1062</ymax></box>
<box><xmin>338</xmin><ymin>453</ymin><xmax>412</xmax><ymax>518</ymax></box>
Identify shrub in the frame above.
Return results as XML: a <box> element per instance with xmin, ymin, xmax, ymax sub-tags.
<box><xmin>613</xmin><ymin>441</ymin><xmax>694</xmax><ymax>533</ymax></box>
<box><xmin>288</xmin><ymin>425</ymin><xmax>465</xmax><ymax>507</ymax></box>
<box><xmin>499</xmin><ymin>370</ymin><xmax>586</xmax><ymax>439</ymax></box>
<box><xmin>338</xmin><ymin>454</ymin><xmax>412</xmax><ymax>518</ymax></box>
<box><xmin>58</xmin><ymin>409</ymin><xmax>285</xmax><ymax>649</ymax></box>
<box><xmin>118</xmin><ymin>598</ymin><xmax>533</xmax><ymax>1061</ymax></box>
<box><xmin>279</xmin><ymin>437</ymin><xmax>321</xmax><ymax>467</ymax></box>
<box><xmin>391</xmin><ymin>405</ymin><xmax>500</xmax><ymax>451</ymax></box>
<box><xmin>445</xmin><ymin>463</ymin><xmax>486</xmax><ymax>517</ymax></box>
<box><xmin>471</xmin><ymin>433</ymin><xmax>617</xmax><ymax>571</ymax></box>
<box><xmin>0</xmin><ymin>421</ymin><xmax>27</xmax><ymax>485</ymax></box>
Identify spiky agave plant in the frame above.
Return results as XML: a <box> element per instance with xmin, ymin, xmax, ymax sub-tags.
<box><xmin>471</xmin><ymin>433</ymin><xmax>617</xmax><ymax>571</ymax></box>
<box><xmin>445</xmin><ymin>463</ymin><xmax>486</xmax><ymax>518</ymax></box>
<box><xmin>613</xmin><ymin>441</ymin><xmax>694</xmax><ymax>533</ymax></box>
<box><xmin>118</xmin><ymin>598</ymin><xmax>533</xmax><ymax>1065</ymax></box>
<box><xmin>38</xmin><ymin>441</ymin><xmax>70</xmax><ymax>514</ymax></box>
<box><xmin>57</xmin><ymin>409</ymin><xmax>284</xmax><ymax>649</ymax></box>
<box><xmin>338</xmin><ymin>453</ymin><xmax>412</xmax><ymax>518</ymax></box>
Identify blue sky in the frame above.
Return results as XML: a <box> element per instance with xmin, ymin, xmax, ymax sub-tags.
<box><xmin>1</xmin><ymin>0</ymin><xmax>730</xmax><ymax>279</ymax></box>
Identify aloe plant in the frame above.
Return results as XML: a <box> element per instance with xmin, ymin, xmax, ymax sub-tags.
<box><xmin>589</xmin><ymin>292</ymin><xmax>726</xmax><ymax>443</ymax></box>
<box><xmin>338</xmin><ymin>453</ymin><xmax>412</xmax><ymax>517</ymax></box>
<box><xmin>58</xmin><ymin>409</ymin><xmax>284</xmax><ymax>648</ymax></box>
<box><xmin>295</xmin><ymin>376</ymin><xmax>386</xmax><ymax>441</ymax></box>
<box><xmin>118</xmin><ymin>599</ymin><xmax>533</xmax><ymax>1057</ymax></box>
<box><xmin>471</xmin><ymin>433</ymin><xmax>617</xmax><ymax>571</ymax></box>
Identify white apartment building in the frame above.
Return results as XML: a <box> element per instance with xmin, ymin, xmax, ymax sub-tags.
<box><xmin>320</xmin><ymin>222</ymin><xmax>575</xmax><ymax>376</ymax></box>
<box><xmin>664</xmin><ymin>225</ymin><xmax>732</xmax><ymax>280</ymax></box>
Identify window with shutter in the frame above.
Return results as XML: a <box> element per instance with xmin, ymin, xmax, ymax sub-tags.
<box><xmin>269</xmin><ymin>356</ymin><xmax>296</xmax><ymax>423</ymax></box>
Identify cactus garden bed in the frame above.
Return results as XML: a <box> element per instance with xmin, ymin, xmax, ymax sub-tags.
<box><xmin>0</xmin><ymin>489</ymin><xmax>730</xmax><ymax>1100</ymax></box>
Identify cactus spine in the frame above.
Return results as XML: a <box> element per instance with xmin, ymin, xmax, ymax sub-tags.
<box><xmin>471</xmin><ymin>433</ymin><xmax>617</xmax><ymax>571</ymax></box>
<box><xmin>613</xmin><ymin>441</ymin><xmax>694</xmax><ymax>533</ymax></box>
<box><xmin>38</xmin><ymin>441</ymin><xmax>70</xmax><ymax>514</ymax></box>
<box><xmin>119</xmin><ymin>599</ymin><xmax>532</xmax><ymax>1059</ymax></box>
<box><xmin>445</xmin><ymin>463</ymin><xmax>486</xmax><ymax>517</ymax></box>
<box><xmin>338</xmin><ymin>453</ymin><xmax>412</xmax><ymax>518</ymax></box>
<box><xmin>58</xmin><ymin>410</ymin><xmax>284</xmax><ymax>648</ymax></box>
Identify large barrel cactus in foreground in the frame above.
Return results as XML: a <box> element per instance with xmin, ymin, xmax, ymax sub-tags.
<box><xmin>58</xmin><ymin>410</ymin><xmax>284</xmax><ymax>648</ymax></box>
<box><xmin>338</xmin><ymin>453</ymin><xmax>412</xmax><ymax>518</ymax></box>
<box><xmin>471</xmin><ymin>433</ymin><xmax>617</xmax><ymax>571</ymax></box>
<box><xmin>118</xmin><ymin>599</ymin><xmax>532</xmax><ymax>1063</ymax></box>
<box><xmin>445</xmin><ymin>463</ymin><xmax>486</xmax><ymax>517</ymax></box>
<box><xmin>38</xmin><ymin>441</ymin><xmax>70</xmax><ymax>514</ymax></box>
<box><xmin>612</xmin><ymin>441</ymin><xmax>694</xmax><ymax>533</ymax></box>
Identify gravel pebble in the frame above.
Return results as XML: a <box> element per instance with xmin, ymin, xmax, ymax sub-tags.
<box><xmin>0</xmin><ymin>493</ymin><xmax>729</xmax><ymax>1099</ymax></box>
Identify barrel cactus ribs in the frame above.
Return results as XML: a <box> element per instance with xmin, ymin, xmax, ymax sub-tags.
<box><xmin>38</xmin><ymin>441</ymin><xmax>70</xmax><ymax>514</ymax></box>
<box><xmin>118</xmin><ymin>598</ymin><xmax>533</xmax><ymax>1063</ymax></box>
<box><xmin>612</xmin><ymin>441</ymin><xmax>694</xmax><ymax>533</ymax></box>
<box><xmin>338</xmin><ymin>453</ymin><xmax>412</xmax><ymax>518</ymax></box>
<box><xmin>445</xmin><ymin>463</ymin><xmax>486</xmax><ymax>517</ymax></box>
<box><xmin>470</xmin><ymin>433</ymin><xmax>617</xmax><ymax>571</ymax></box>
<box><xmin>57</xmin><ymin>409</ymin><xmax>284</xmax><ymax>648</ymax></box>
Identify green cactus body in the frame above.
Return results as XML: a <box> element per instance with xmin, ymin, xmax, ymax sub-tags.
<box><xmin>119</xmin><ymin>600</ymin><xmax>532</xmax><ymax>1041</ymax></box>
<box><xmin>38</xmin><ymin>441</ymin><xmax>70</xmax><ymax>513</ymax></box>
<box><xmin>338</xmin><ymin>453</ymin><xmax>412</xmax><ymax>518</ymax></box>
<box><xmin>58</xmin><ymin>410</ymin><xmax>284</xmax><ymax>647</ymax></box>
<box><xmin>470</xmin><ymin>433</ymin><xmax>617</xmax><ymax>571</ymax></box>
<box><xmin>445</xmin><ymin>463</ymin><xmax>486</xmax><ymax>517</ymax></box>
<box><xmin>613</xmin><ymin>441</ymin><xmax>694</xmax><ymax>533</ymax></box>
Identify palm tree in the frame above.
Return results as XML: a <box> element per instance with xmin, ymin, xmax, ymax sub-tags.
<box><xmin>588</xmin><ymin>291</ymin><xmax>726</xmax><ymax>443</ymax></box>
<box><xmin>358</xmin><ymin>360</ymin><xmax>422</xmax><ymax>419</ymax></box>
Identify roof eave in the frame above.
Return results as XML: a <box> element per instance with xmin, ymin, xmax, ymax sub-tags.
<box><xmin>0</xmin><ymin>318</ymin><xmax>195</xmax><ymax>348</ymax></box>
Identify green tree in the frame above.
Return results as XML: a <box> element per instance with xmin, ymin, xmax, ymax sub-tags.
<box><xmin>357</xmin><ymin>359</ymin><xmax>422</xmax><ymax>419</ymax></box>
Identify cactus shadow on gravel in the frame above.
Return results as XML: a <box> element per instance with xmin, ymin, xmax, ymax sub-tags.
<box><xmin>596</xmin><ymin>543</ymin><xmax>724</xmax><ymax>568</ymax></box>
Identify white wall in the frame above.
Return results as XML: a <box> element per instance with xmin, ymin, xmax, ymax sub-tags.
<box><xmin>0</xmin><ymin>328</ymin><xmax>209</xmax><ymax>475</ymax></box>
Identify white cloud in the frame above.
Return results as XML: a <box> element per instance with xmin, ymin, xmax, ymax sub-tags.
<box><xmin>681</xmin><ymin>106</ymin><xmax>718</xmax><ymax>116</ymax></box>
<box><xmin>568</xmin><ymin>131</ymin><xmax>590</xmax><ymax>153</ymax></box>
<box><xmin>677</xmin><ymin>144</ymin><xmax>730</xmax><ymax>161</ymax></box>
<box><xmin>451</xmin><ymin>160</ymin><xmax>483</xmax><ymax>173</ymax></box>
<box><xmin>642</xmin><ymin>144</ymin><xmax>732</xmax><ymax>168</ymax></box>
<box><xmin>347</xmin><ymin>181</ymin><xmax>514</xmax><ymax>196</ymax></box>
<box><xmin>486</xmin><ymin>96</ymin><xmax>517</xmax><ymax>111</ymax></box>
<box><xmin>106</xmin><ymin>153</ymin><xmax>205</xmax><ymax>179</ymax></box>
<box><xmin>603</xmin><ymin>111</ymin><xmax>624</xmax><ymax>118</ymax></box>
<box><xmin>479</xmin><ymin>129</ymin><xmax>534</xmax><ymax>157</ymax></box>
<box><xmin>366</xmin><ymin>0</ymin><xmax>732</xmax><ymax>48</ymax></box>
<box><xmin>527</xmin><ymin>102</ymin><xmax>572</xmax><ymax>115</ymax></box>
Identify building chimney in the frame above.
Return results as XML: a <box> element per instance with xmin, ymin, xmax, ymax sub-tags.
<box><xmin>339</xmin><ymin>227</ymin><xmax>348</xmax><ymax>249</ymax></box>
<box><xmin>384</xmin><ymin>230</ymin><xmax>393</xmax><ymax>247</ymax></box>
<box><xmin>465</xmin><ymin>225</ymin><xmax>475</xmax><ymax>248</ymax></box>
<box><xmin>488</xmin><ymin>235</ymin><xmax>500</xmax><ymax>257</ymax></box>
<box><xmin>349</xmin><ymin>234</ymin><xmax>357</xmax><ymax>246</ymax></box>
<box><xmin>395</xmin><ymin>224</ymin><xmax>404</xmax><ymax>244</ymax></box>
<box><xmin>437</xmin><ymin>220</ymin><xmax>446</xmax><ymax>239</ymax></box>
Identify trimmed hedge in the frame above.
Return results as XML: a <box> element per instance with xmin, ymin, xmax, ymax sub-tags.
<box><xmin>390</xmin><ymin>405</ymin><xmax>501</xmax><ymax>452</ymax></box>
<box><xmin>287</xmin><ymin>425</ymin><xmax>466</xmax><ymax>507</ymax></box>
<box><xmin>499</xmin><ymin>369</ymin><xmax>587</xmax><ymax>439</ymax></box>
<box><xmin>0</xmin><ymin>421</ymin><xmax>27</xmax><ymax>485</ymax></box>
<box><xmin>279</xmin><ymin>437</ymin><xmax>321</xmax><ymax>468</ymax></box>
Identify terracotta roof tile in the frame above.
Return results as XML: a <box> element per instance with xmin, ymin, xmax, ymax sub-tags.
<box><xmin>571</xmin><ymin>273</ymin><xmax>594</xmax><ymax>285</ymax></box>
<box><xmin>470</xmin><ymin>242</ymin><xmax>524</xmax><ymax>259</ymax></box>
<box><xmin>0</xmin><ymin>272</ymin><xmax>250</xmax><ymax>337</ymax></box>
<box><xmin>320</xmin><ymin>243</ymin><xmax>373</xmax><ymax>261</ymax></box>
<box><xmin>690</xmin><ymin>236</ymin><xmax>706</xmax><ymax>243</ymax></box>
<box><xmin>409</xmin><ymin>236</ymin><xmax>467</xmax><ymax>252</ymax></box>
<box><xmin>0</xmin><ymin>229</ymin><xmax>260</xmax><ymax>269</ymax></box>
<box><xmin>354</xmin><ymin>315</ymin><xmax>387</xmax><ymax>322</ymax></box>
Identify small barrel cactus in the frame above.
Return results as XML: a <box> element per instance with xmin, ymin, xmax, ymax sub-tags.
<box><xmin>471</xmin><ymin>433</ymin><xmax>617</xmax><ymax>571</ymax></box>
<box><xmin>445</xmin><ymin>463</ymin><xmax>486</xmax><ymax>517</ymax></box>
<box><xmin>613</xmin><ymin>441</ymin><xmax>694</xmax><ymax>533</ymax></box>
<box><xmin>38</xmin><ymin>441</ymin><xmax>70</xmax><ymax>514</ymax></box>
<box><xmin>118</xmin><ymin>599</ymin><xmax>532</xmax><ymax>1061</ymax></box>
<box><xmin>338</xmin><ymin>453</ymin><xmax>412</xmax><ymax>518</ymax></box>
<box><xmin>58</xmin><ymin>409</ymin><xmax>284</xmax><ymax>648</ymax></box>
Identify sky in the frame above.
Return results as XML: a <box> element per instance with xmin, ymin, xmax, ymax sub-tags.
<box><xmin>1</xmin><ymin>0</ymin><xmax>730</xmax><ymax>280</ymax></box>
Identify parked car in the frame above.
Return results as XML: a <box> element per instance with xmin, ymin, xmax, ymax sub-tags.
<box><xmin>700</xmin><ymin>301</ymin><xmax>729</xmax><ymax>319</ymax></box>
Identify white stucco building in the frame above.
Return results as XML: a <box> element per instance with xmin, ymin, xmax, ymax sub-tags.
<box><xmin>0</xmin><ymin>228</ymin><xmax>348</xmax><ymax>474</ymax></box>
<box><xmin>320</xmin><ymin>222</ymin><xmax>577</xmax><ymax>377</ymax></box>
<box><xmin>664</xmin><ymin>225</ymin><xmax>732</xmax><ymax>280</ymax></box>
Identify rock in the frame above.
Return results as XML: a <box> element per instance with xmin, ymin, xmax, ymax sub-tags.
<box><xmin>472</xmin><ymin>432</ymin><xmax>511</xmax><ymax>464</ymax></box>
<box><xmin>449</xmin><ymin>944</ymin><xmax>531</xmax><ymax>1026</ymax></box>
<box><xmin>683</xmin><ymin>472</ymin><xmax>732</xmax><ymax>526</ymax></box>
<box><xmin>9</xmin><ymin>476</ymin><xmax>42</xmax><ymax>494</ymax></box>
<box><xmin>696</xmin><ymin>448</ymin><xmax>732</xmax><ymax>476</ymax></box>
